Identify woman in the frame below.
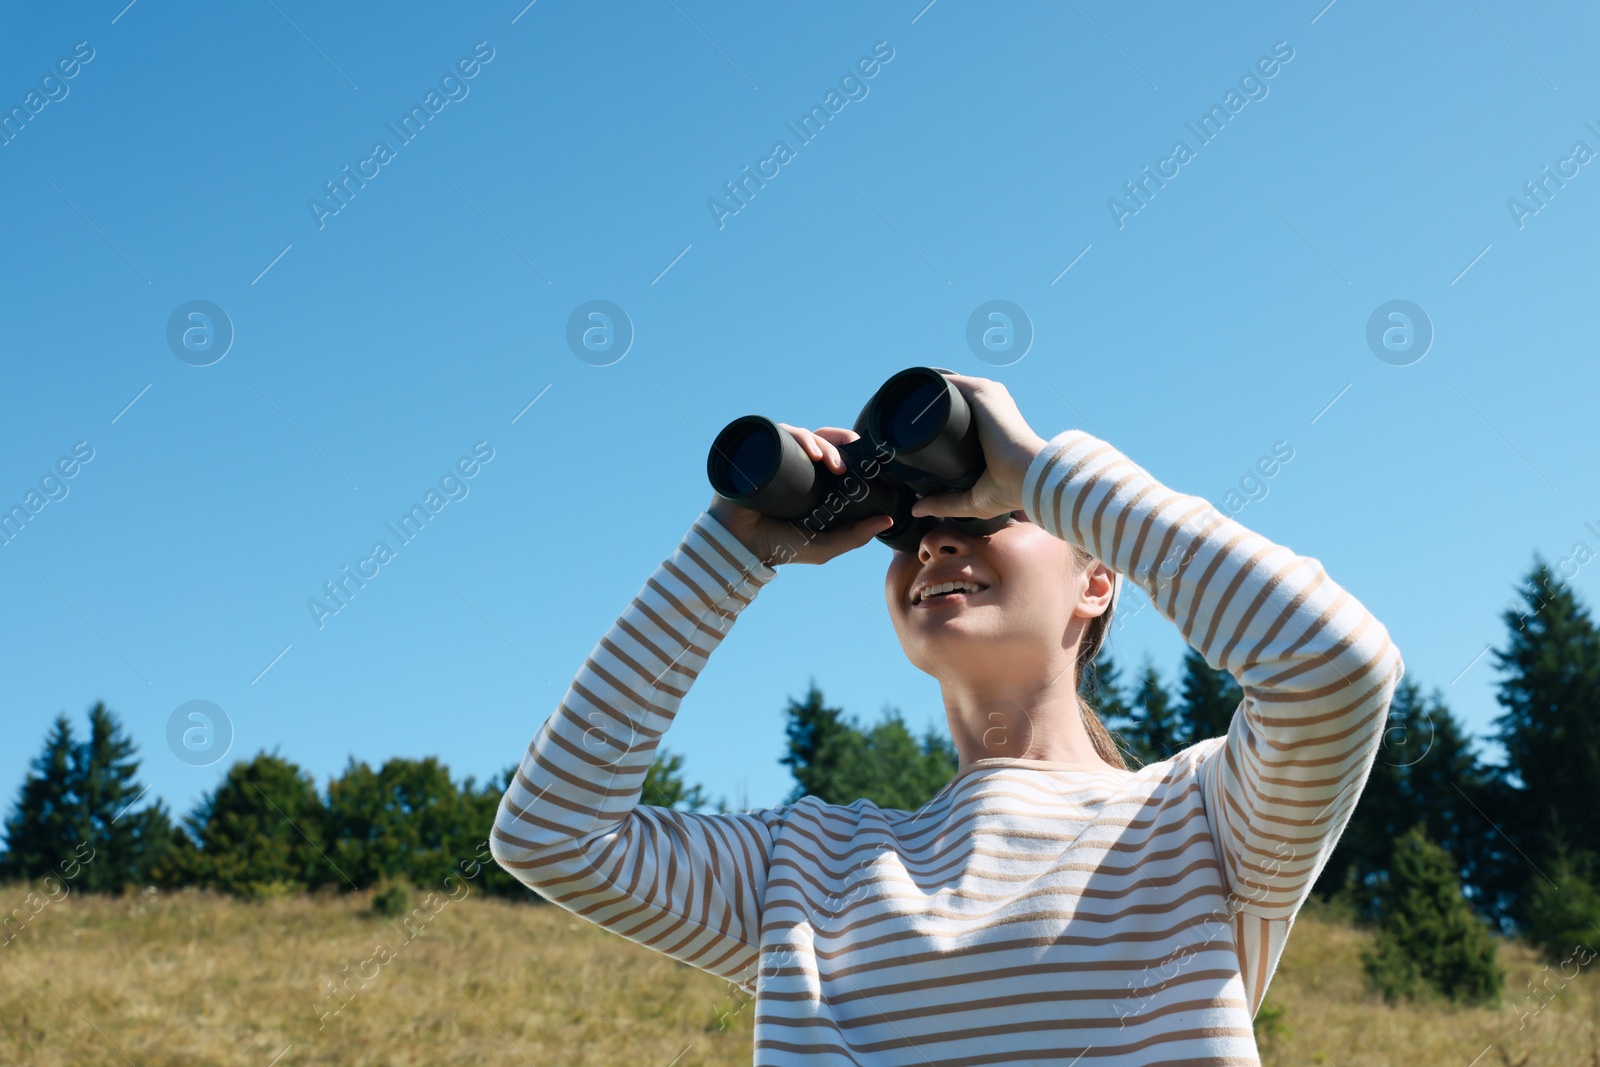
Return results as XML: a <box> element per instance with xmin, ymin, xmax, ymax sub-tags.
<box><xmin>490</xmin><ymin>373</ymin><xmax>1404</xmax><ymax>1065</ymax></box>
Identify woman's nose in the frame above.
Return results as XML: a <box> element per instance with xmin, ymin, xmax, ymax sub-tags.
<box><xmin>918</xmin><ymin>518</ymin><xmax>974</xmax><ymax>561</ymax></box>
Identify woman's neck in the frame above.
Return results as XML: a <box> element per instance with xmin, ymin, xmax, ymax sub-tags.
<box><xmin>941</xmin><ymin>668</ymin><xmax>1109</xmax><ymax>773</ymax></box>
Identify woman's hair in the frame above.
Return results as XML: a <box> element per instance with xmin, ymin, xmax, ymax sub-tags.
<box><xmin>1067</xmin><ymin>543</ymin><xmax>1131</xmax><ymax>770</ymax></box>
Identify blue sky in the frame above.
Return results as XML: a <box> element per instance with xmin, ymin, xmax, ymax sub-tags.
<box><xmin>2</xmin><ymin>0</ymin><xmax>1596</xmax><ymax>821</ymax></box>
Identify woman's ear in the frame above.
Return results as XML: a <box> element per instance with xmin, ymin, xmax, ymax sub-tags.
<box><xmin>1075</xmin><ymin>560</ymin><xmax>1117</xmax><ymax>619</ymax></box>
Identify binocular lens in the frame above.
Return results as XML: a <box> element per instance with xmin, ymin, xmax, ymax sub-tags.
<box><xmin>880</xmin><ymin>378</ymin><xmax>949</xmax><ymax>452</ymax></box>
<box><xmin>709</xmin><ymin>419</ymin><xmax>779</xmax><ymax>498</ymax></box>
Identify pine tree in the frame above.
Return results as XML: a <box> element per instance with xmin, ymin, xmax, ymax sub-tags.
<box><xmin>1314</xmin><ymin>680</ymin><xmax>1495</xmax><ymax>916</ymax></box>
<box><xmin>1</xmin><ymin>704</ymin><xmax>172</xmax><ymax>891</ymax></box>
<box><xmin>1126</xmin><ymin>657</ymin><xmax>1185</xmax><ymax>767</ymax></box>
<box><xmin>1361</xmin><ymin>824</ymin><xmax>1504</xmax><ymax>1005</ymax></box>
<box><xmin>1395</xmin><ymin>685</ymin><xmax>1496</xmax><ymax>914</ymax></box>
<box><xmin>74</xmin><ymin>702</ymin><xmax>176</xmax><ymax>893</ymax></box>
<box><xmin>1083</xmin><ymin>646</ymin><xmax>1140</xmax><ymax>766</ymax></box>
<box><xmin>642</xmin><ymin>749</ymin><xmax>709</xmax><ymax>812</ymax></box>
<box><xmin>1490</xmin><ymin>558</ymin><xmax>1600</xmax><ymax>924</ymax></box>
<box><xmin>839</xmin><ymin>709</ymin><xmax>957</xmax><ymax>811</ymax></box>
<box><xmin>781</xmin><ymin>679</ymin><xmax>863</xmax><ymax>805</ymax></box>
<box><xmin>0</xmin><ymin>715</ymin><xmax>83</xmax><ymax>883</ymax></box>
<box><xmin>1177</xmin><ymin>648</ymin><xmax>1243</xmax><ymax>744</ymax></box>
<box><xmin>780</xmin><ymin>683</ymin><xmax>956</xmax><ymax>810</ymax></box>
<box><xmin>1525</xmin><ymin>848</ymin><xmax>1600</xmax><ymax>964</ymax></box>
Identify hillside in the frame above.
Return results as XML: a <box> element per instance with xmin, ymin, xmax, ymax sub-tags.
<box><xmin>1</xmin><ymin>888</ymin><xmax>1594</xmax><ymax>1066</ymax></box>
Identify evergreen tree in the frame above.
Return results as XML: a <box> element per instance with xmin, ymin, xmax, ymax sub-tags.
<box><xmin>180</xmin><ymin>752</ymin><xmax>335</xmax><ymax>895</ymax></box>
<box><xmin>642</xmin><ymin>749</ymin><xmax>709</xmax><ymax>812</ymax></box>
<box><xmin>1490</xmin><ymin>558</ymin><xmax>1600</xmax><ymax>923</ymax></box>
<box><xmin>1125</xmin><ymin>657</ymin><xmax>1185</xmax><ymax>767</ymax></box>
<box><xmin>827</xmin><ymin>710</ymin><xmax>957</xmax><ymax>811</ymax></box>
<box><xmin>1177</xmin><ymin>648</ymin><xmax>1242</xmax><ymax>744</ymax></box>
<box><xmin>780</xmin><ymin>682</ymin><xmax>956</xmax><ymax>810</ymax></box>
<box><xmin>1083</xmin><ymin>646</ymin><xmax>1141</xmax><ymax>766</ymax></box>
<box><xmin>74</xmin><ymin>702</ymin><xmax>177</xmax><ymax>893</ymax></box>
<box><xmin>1</xmin><ymin>715</ymin><xmax>82</xmax><ymax>883</ymax></box>
<box><xmin>1361</xmin><ymin>824</ymin><xmax>1504</xmax><ymax>1005</ymax></box>
<box><xmin>1314</xmin><ymin>680</ymin><xmax>1495</xmax><ymax>917</ymax></box>
<box><xmin>1394</xmin><ymin>685</ymin><xmax>1497</xmax><ymax>913</ymax></box>
<box><xmin>781</xmin><ymin>680</ymin><xmax>862</xmax><ymax>805</ymax></box>
<box><xmin>1525</xmin><ymin>848</ymin><xmax>1600</xmax><ymax>964</ymax></box>
<box><xmin>1</xmin><ymin>705</ymin><xmax>171</xmax><ymax>890</ymax></box>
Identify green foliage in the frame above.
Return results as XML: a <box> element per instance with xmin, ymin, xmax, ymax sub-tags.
<box><xmin>1107</xmin><ymin>655</ymin><xmax>1185</xmax><ymax>767</ymax></box>
<box><xmin>75</xmin><ymin>703</ymin><xmax>179</xmax><ymax>893</ymax></box>
<box><xmin>1361</xmin><ymin>825</ymin><xmax>1503</xmax><ymax>1006</ymax></box>
<box><xmin>325</xmin><ymin>756</ymin><xmax>477</xmax><ymax>890</ymax></box>
<box><xmin>1</xmin><ymin>703</ymin><xmax>173</xmax><ymax>891</ymax></box>
<box><xmin>1314</xmin><ymin>679</ymin><xmax>1495</xmax><ymax>917</ymax></box>
<box><xmin>1</xmin><ymin>715</ymin><xmax>80</xmax><ymax>883</ymax></box>
<box><xmin>780</xmin><ymin>679</ymin><xmax>956</xmax><ymax>810</ymax></box>
<box><xmin>642</xmin><ymin>749</ymin><xmax>709</xmax><ymax>811</ymax></box>
<box><xmin>178</xmin><ymin>753</ymin><xmax>335</xmax><ymax>894</ymax></box>
<box><xmin>1491</xmin><ymin>559</ymin><xmax>1600</xmax><ymax>924</ymax></box>
<box><xmin>1177</xmin><ymin>647</ymin><xmax>1242</xmax><ymax>743</ymax></box>
<box><xmin>370</xmin><ymin>878</ymin><xmax>414</xmax><ymax>918</ymax></box>
<box><xmin>1525</xmin><ymin>849</ymin><xmax>1600</xmax><ymax>965</ymax></box>
<box><xmin>454</xmin><ymin>766</ymin><xmax>528</xmax><ymax>900</ymax></box>
<box><xmin>1081</xmin><ymin>646</ymin><xmax>1141</xmax><ymax>767</ymax></box>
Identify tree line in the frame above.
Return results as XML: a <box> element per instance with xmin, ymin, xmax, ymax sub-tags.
<box><xmin>5</xmin><ymin>555</ymin><xmax>1596</xmax><ymax>1004</ymax></box>
<box><xmin>0</xmin><ymin>709</ymin><xmax>717</xmax><ymax>905</ymax></box>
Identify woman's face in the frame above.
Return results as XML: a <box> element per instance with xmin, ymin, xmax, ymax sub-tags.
<box><xmin>884</xmin><ymin>511</ymin><xmax>1100</xmax><ymax>681</ymax></box>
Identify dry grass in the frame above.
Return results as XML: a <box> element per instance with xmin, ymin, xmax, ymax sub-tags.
<box><xmin>0</xmin><ymin>885</ymin><xmax>758</xmax><ymax>1067</ymax></box>
<box><xmin>2</xmin><ymin>885</ymin><xmax>1597</xmax><ymax>1066</ymax></box>
<box><xmin>1260</xmin><ymin>901</ymin><xmax>1600</xmax><ymax>1066</ymax></box>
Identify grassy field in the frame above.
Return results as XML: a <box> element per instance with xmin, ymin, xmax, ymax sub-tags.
<box><xmin>2</xmin><ymin>885</ymin><xmax>1598</xmax><ymax>1066</ymax></box>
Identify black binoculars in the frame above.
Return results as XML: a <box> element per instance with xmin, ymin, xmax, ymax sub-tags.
<box><xmin>706</xmin><ymin>366</ymin><xmax>1011</xmax><ymax>554</ymax></box>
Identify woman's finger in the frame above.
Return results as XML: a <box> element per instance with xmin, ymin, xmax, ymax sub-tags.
<box><xmin>779</xmin><ymin>422</ymin><xmax>825</xmax><ymax>464</ymax></box>
<box><xmin>820</xmin><ymin>514</ymin><xmax>894</xmax><ymax>556</ymax></box>
<box><xmin>819</xmin><ymin>435</ymin><xmax>844</xmax><ymax>470</ymax></box>
<box><xmin>911</xmin><ymin>491</ymin><xmax>968</xmax><ymax>518</ymax></box>
<box><xmin>797</xmin><ymin>425</ymin><xmax>844</xmax><ymax>472</ymax></box>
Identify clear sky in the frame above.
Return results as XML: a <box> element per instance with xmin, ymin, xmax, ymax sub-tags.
<box><xmin>2</xmin><ymin>0</ymin><xmax>1596</xmax><ymax>822</ymax></box>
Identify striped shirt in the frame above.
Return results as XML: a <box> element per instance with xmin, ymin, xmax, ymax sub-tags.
<box><xmin>490</xmin><ymin>428</ymin><xmax>1405</xmax><ymax>1066</ymax></box>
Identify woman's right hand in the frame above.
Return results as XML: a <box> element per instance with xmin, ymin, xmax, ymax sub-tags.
<box><xmin>707</xmin><ymin>424</ymin><xmax>894</xmax><ymax>568</ymax></box>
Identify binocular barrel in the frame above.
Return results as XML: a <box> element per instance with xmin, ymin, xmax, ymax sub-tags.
<box><xmin>706</xmin><ymin>367</ymin><xmax>1008</xmax><ymax>553</ymax></box>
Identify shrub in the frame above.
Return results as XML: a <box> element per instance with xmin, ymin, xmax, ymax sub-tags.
<box><xmin>370</xmin><ymin>880</ymin><xmax>413</xmax><ymax>918</ymax></box>
<box><xmin>1361</xmin><ymin>824</ymin><xmax>1504</xmax><ymax>1005</ymax></box>
<box><xmin>1526</xmin><ymin>850</ymin><xmax>1600</xmax><ymax>964</ymax></box>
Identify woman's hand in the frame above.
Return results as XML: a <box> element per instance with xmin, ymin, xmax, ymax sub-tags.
<box><xmin>909</xmin><ymin>373</ymin><xmax>1048</xmax><ymax>519</ymax></box>
<box><xmin>707</xmin><ymin>424</ymin><xmax>895</xmax><ymax>568</ymax></box>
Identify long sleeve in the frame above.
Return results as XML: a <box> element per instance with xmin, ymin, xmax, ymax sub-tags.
<box><xmin>1021</xmin><ymin>428</ymin><xmax>1404</xmax><ymax>1009</ymax></box>
<box><xmin>489</xmin><ymin>510</ymin><xmax>787</xmax><ymax>989</ymax></box>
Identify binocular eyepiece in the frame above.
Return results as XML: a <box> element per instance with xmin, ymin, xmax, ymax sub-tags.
<box><xmin>706</xmin><ymin>366</ymin><xmax>1012</xmax><ymax>554</ymax></box>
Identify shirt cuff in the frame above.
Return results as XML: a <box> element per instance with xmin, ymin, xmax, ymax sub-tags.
<box><xmin>696</xmin><ymin>509</ymin><xmax>780</xmax><ymax>588</ymax></box>
<box><xmin>1020</xmin><ymin>428</ymin><xmax>1094</xmax><ymax>541</ymax></box>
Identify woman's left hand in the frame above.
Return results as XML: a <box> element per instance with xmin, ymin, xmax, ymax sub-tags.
<box><xmin>909</xmin><ymin>373</ymin><xmax>1048</xmax><ymax>519</ymax></box>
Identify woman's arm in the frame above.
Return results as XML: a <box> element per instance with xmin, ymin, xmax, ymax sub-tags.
<box><xmin>488</xmin><ymin>510</ymin><xmax>786</xmax><ymax>988</ymax></box>
<box><xmin>1020</xmin><ymin>428</ymin><xmax>1402</xmax><ymax>907</ymax></box>
<box><xmin>896</xmin><ymin>371</ymin><xmax>1401</xmax><ymax>1013</ymax></box>
<box><xmin>489</xmin><ymin>420</ymin><xmax>889</xmax><ymax>987</ymax></box>
<box><xmin>1020</xmin><ymin>426</ymin><xmax>1404</xmax><ymax>1006</ymax></box>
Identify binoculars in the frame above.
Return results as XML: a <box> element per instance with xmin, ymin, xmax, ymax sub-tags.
<box><xmin>706</xmin><ymin>366</ymin><xmax>1011</xmax><ymax>554</ymax></box>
